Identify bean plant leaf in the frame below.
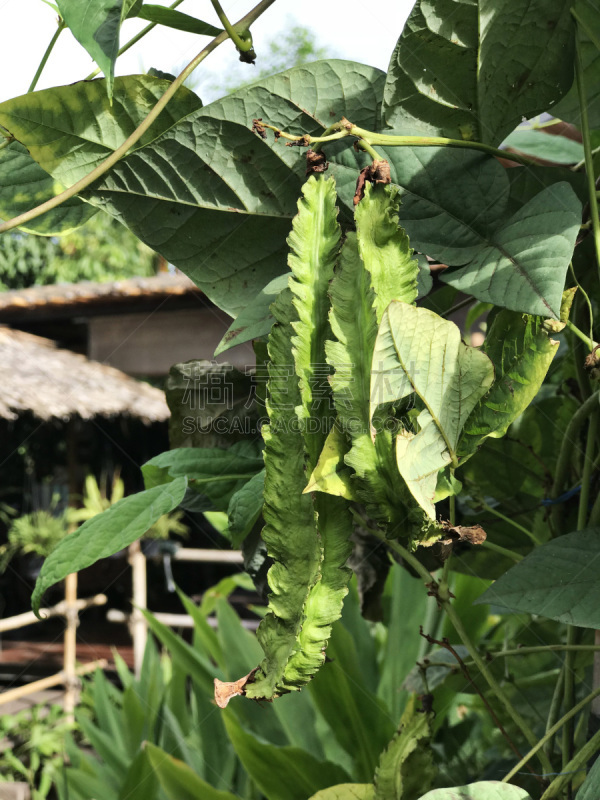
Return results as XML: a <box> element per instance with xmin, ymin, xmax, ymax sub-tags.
<box><xmin>371</xmin><ymin>303</ymin><xmax>494</xmax><ymax>518</ymax></box>
<box><xmin>502</xmin><ymin>129</ymin><xmax>584</xmax><ymax>165</ymax></box>
<box><xmin>145</xmin><ymin>743</ymin><xmax>238</xmax><ymax>800</ymax></box>
<box><xmin>0</xmin><ymin>75</ymin><xmax>202</xmax><ymax>189</ymax></box>
<box><xmin>576</xmin><ymin>750</ymin><xmax>600</xmax><ymax>800</ymax></box>
<box><xmin>56</xmin><ymin>0</ymin><xmax>126</xmax><ymax>100</ymax></box>
<box><xmin>0</xmin><ymin>141</ymin><xmax>97</xmax><ymax>235</ymax></box>
<box><xmin>477</xmin><ymin>529</ymin><xmax>600</xmax><ymax>627</ymax></box>
<box><xmin>214</xmin><ymin>274</ymin><xmax>289</xmax><ymax>355</ymax></box>
<box><xmin>142</xmin><ymin>442</ymin><xmax>263</xmax><ymax>512</ymax></box>
<box><xmin>383</xmin><ymin>0</ymin><xmax>575</xmax><ymax>146</ymax></box>
<box><xmin>137</xmin><ymin>5</ymin><xmax>222</xmax><ymax>36</ymax></box>
<box><xmin>552</xmin><ymin>0</ymin><xmax>600</xmax><ymax>129</ymax></box>
<box><xmin>374</xmin><ymin>696</ymin><xmax>435</xmax><ymax>800</ymax></box>
<box><xmin>419</xmin><ymin>784</ymin><xmax>532</xmax><ymax>800</ymax></box>
<box><xmin>226</xmin><ymin>468</ymin><xmax>265</xmax><ymax>547</ymax></box>
<box><xmin>457</xmin><ymin>304</ymin><xmax>565</xmax><ymax>460</ymax></box>
<box><xmin>0</xmin><ymin>61</ymin><xmax>382</xmax><ymax>315</ymax></box>
<box><xmin>439</xmin><ymin>183</ymin><xmax>581</xmax><ymax>318</ymax></box>
<box><xmin>32</xmin><ymin>477</ymin><xmax>187</xmax><ymax>614</ymax></box>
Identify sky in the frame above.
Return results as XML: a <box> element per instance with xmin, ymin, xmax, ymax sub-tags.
<box><xmin>0</xmin><ymin>0</ymin><xmax>416</xmax><ymax>104</ymax></box>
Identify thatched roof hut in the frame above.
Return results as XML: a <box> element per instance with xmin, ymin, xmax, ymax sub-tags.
<box><xmin>0</xmin><ymin>327</ymin><xmax>169</xmax><ymax>423</ymax></box>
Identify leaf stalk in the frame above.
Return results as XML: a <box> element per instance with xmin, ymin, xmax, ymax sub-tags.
<box><xmin>28</xmin><ymin>18</ymin><xmax>65</xmax><ymax>93</ymax></box>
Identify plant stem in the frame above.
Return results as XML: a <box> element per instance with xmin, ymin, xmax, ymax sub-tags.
<box><xmin>562</xmin><ymin>626</ymin><xmax>577</xmax><ymax>779</ymax></box>
<box><xmin>579</xmin><ymin>413</ymin><xmax>598</xmax><ymax>531</ymax></box>
<box><xmin>575</xmin><ymin>28</ymin><xmax>600</xmax><ymax>286</ymax></box>
<box><xmin>479</xmin><ymin>500</ymin><xmax>540</xmax><ymax>545</ymax></box>
<box><xmin>566</xmin><ymin>320</ymin><xmax>596</xmax><ymax>351</ymax></box>
<box><xmin>262</xmin><ymin>119</ymin><xmax>535</xmax><ymax>165</ymax></box>
<box><xmin>541</xmin><ymin>726</ymin><xmax>600</xmax><ymax>798</ymax></box>
<box><xmin>0</xmin><ymin>0</ymin><xmax>276</xmax><ymax>236</ymax></box>
<box><xmin>569</xmin><ymin>263</ymin><xmax>594</xmax><ymax>347</ymax></box>
<box><xmin>347</xmin><ymin>123</ymin><xmax>536</xmax><ymax>166</ymax></box>
<box><xmin>480</xmin><ymin>540</ymin><xmax>523</xmax><ymax>562</ymax></box>
<box><xmin>545</xmin><ymin>668</ymin><xmax>565</xmax><ymax>761</ymax></box>
<box><xmin>85</xmin><ymin>0</ymin><xmax>186</xmax><ymax>80</ymax></box>
<box><xmin>28</xmin><ymin>18</ymin><xmax>65</xmax><ymax>93</ymax></box>
<box><xmin>210</xmin><ymin>0</ymin><xmax>254</xmax><ymax>53</ymax></box>
<box><xmin>357</xmin><ymin>139</ymin><xmax>384</xmax><ymax>162</ymax></box>
<box><xmin>551</xmin><ymin>390</ymin><xmax>600</xmax><ymax>534</ymax></box>
<box><xmin>503</xmin><ymin>684</ymin><xmax>600</xmax><ymax>784</ymax></box>
<box><xmin>372</xmin><ymin>531</ymin><xmax>553</xmax><ymax>774</ymax></box>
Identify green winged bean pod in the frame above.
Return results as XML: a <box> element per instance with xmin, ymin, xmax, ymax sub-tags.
<box><xmin>244</xmin><ymin>287</ymin><xmax>323</xmax><ymax>700</ymax></box>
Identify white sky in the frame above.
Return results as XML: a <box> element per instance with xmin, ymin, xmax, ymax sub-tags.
<box><xmin>0</xmin><ymin>1</ymin><xmax>415</xmax><ymax>104</ymax></box>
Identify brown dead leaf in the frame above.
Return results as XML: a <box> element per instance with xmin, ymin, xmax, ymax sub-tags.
<box><xmin>353</xmin><ymin>160</ymin><xmax>391</xmax><ymax>205</ymax></box>
<box><xmin>214</xmin><ymin>669</ymin><xmax>257</xmax><ymax>708</ymax></box>
<box><xmin>306</xmin><ymin>149</ymin><xmax>328</xmax><ymax>175</ymax></box>
<box><xmin>252</xmin><ymin>119</ymin><xmax>267</xmax><ymax>139</ymax></box>
<box><xmin>440</xmin><ymin>522</ymin><xmax>487</xmax><ymax>546</ymax></box>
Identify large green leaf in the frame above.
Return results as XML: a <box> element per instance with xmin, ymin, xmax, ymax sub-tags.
<box><xmin>31</xmin><ymin>478</ymin><xmax>187</xmax><ymax>614</ymax></box>
<box><xmin>80</xmin><ymin>61</ymin><xmax>383</xmax><ymax>314</ymax></box>
<box><xmin>502</xmin><ymin>129</ymin><xmax>584</xmax><ymax>165</ymax></box>
<box><xmin>223</xmin><ymin>712</ymin><xmax>350</xmax><ymax>800</ymax></box>
<box><xmin>0</xmin><ymin>141</ymin><xmax>97</xmax><ymax>235</ymax></box>
<box><xmin>56</xmin><ymin>0</ymin><xmax>126</xmax><ymax>99</ymax></box>
<box><xmin>477</xmin><ymin>529</ymin><xmax>600</xmax><ymax>627</ymax></box>
<box><xmin>576</xmin><ymin>752</ymin><xmax>600</xmax><ymax>799</ymax></box>
<box><xmin>383</xmin><ymin>0</ymin><xmax>575</xmax><ymax>146</ymax></box>
<box><xmin>145</xmin><ymin>743</ymin><xmax>238</xmax><ymax>800</ymax></box>
<box><xmin>439</xmin><ymin>183</ymin><xmax>581</xmax><ymax>318</ymax></box>
<box><xmin>226</xmin><ymin>468</ymin><xmax>265</xmax><ymax>547</ymax></box>
<box><xmin>137</xmin><ymin>5</ymin><xmax>222</xmax><ymax>36</ymax></box>
<box><xmin>419</xmin><ymin>785</ymin><xmax>532</xmax><ymax>800</ymax></box>
<box><xmin>552</xmin><ymin>0</ymin><xmax>600</xmax><ymax>129</ymax></box>
<box><xmin>142</xmin><ymin>442</ymin><xmax>263</xmax><ymax>511</ymax></box>
<box><xmin>388</xmin><ymin>147</ymin><xmax>581</xmax><ymax>318</ymax></box>
<box><xmin>371</xmin><ymin>302</ymin><xmax>494</xmax><ymax>518</ymax></box>
<box><xmin>0</xmin><ymin>75</ymin><xmax>202</xmax><ymax>188</ymax></box>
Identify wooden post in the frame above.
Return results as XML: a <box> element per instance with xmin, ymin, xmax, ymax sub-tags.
<box><xmin>128</xmin><ymin>540</ymin><xmax>147</xmax><ymax>679</ymax></box>
<box><xmin>63</xmin><ymin>572</ymin><xmax>78</xmax><ymax>718</ymax></box>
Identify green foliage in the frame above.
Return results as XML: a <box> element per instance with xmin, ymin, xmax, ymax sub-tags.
<box><xmin>6</xmin><ymin>3</ymin><xmax>600</xmax><ymax>797</ymax></box>
<box><xmin>136</xmin><ymin>5</ymin><xmax>222</xmax><ymax>36</ymax></box>
<box><xmin>383</xmin><ymin>0</ymin><xmax>575</xmax><ymax>144</ymax></box>
<box><xmin>371</xmin><ymin>302</ymin><xmax>494</xmax><ymax>518</ymax></box>
<box><xmin>0</xmin><ymin>507</ymin><xmax>68</xmax><ymax>571</ymax></box>
<box><xmin>478</xmin><ymin>529</ymin><xmax>600</xmax><ymax>627</ymax></box>
<box><xmin>32</xmin><ymin>478</ymin><xmax>187</xmax><ymax>614</ymax></box>
<box><xmin>0</xmin><ymin>703</ymin><xmax>72</xmax><ymax>799</ymax></box>
<box><xmin>0</xmin><ymin>212</ymin><xmax>156</xmax><ymax>290</ymax></box>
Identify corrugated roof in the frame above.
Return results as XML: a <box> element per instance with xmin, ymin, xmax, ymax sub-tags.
<box><xmin>0</xmin><ymin>327</ymin><xmax>169</xmax><ymax>423</ymax></box>
<box><xmin>0</xmin><ymin>273</ymin><xmax>199</xmax><ymax>317</ymax></box>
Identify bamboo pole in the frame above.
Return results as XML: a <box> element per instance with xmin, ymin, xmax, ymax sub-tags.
<box><xmin>172</xmin><ymin>548</ymin><xmax>243</xmax><ymax>563</ymax></box>
<box><xmin>0</xmin><ymin>659</ymin><xmax>107</xmax><ymax>706</ymax></box>
<box><xmin>129</xmin><ymin>540</ymin><xmax>147</xmax><ymax>679</ymax></box>
<box><xmin>0</xmin><ymin>594</ymin><xmax>107</xmax><ymax>634</ymax></box>
<box><xmin>63</xmin><ymin>572</ymin><xmax>78</xmax><ymax>717</ymax></box>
